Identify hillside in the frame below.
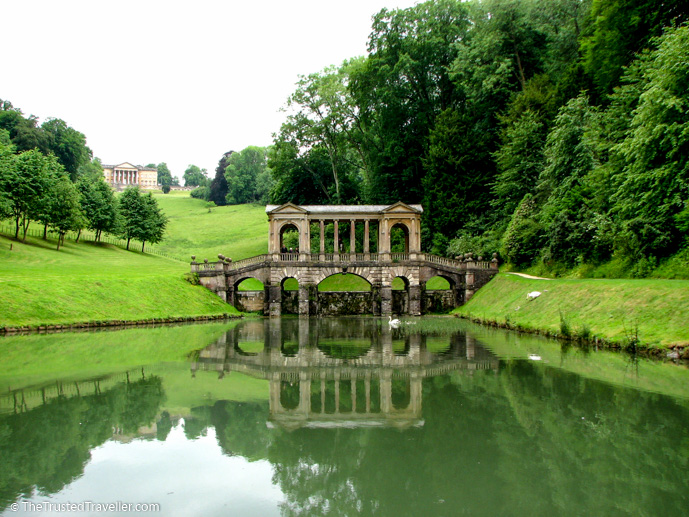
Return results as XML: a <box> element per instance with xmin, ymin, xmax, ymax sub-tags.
<box><xmin>0</xmin><ymin>230</ymin><xmax>238</xmax><ymax>329</ymax></box>
<box><xmin>153</xmin><ymin>191</ymin><xmax>268</xmax><ymax>261</ymax></box>
<box><xmin>454</xmin><ymin>274</ymin><xmax>689</xmax><ymax>349</ymax></box>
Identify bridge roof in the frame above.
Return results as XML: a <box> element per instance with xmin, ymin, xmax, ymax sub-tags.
<box><xmin>266</xmin><ymin>202</ymin><xmax>423</xmax><ymax>215</ymax></box>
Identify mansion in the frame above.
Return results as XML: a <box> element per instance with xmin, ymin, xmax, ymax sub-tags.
<box><xmin>102</xmin><ymin>162</ymin><xmax>158</xmax><ymax>189</ymax></box>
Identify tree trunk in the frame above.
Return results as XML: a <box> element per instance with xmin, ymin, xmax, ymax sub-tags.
<box><xmin>43</xmin><ymin>223</ymin><xmax>48</xmax><ymax>240</ymax></box>
<box><xmin>56</xmin><ymin>232</ymin><xmax>62</xmax><ymax>251</ymax></box>
<box><xmin>126</xmin><ymin>237</ymin><xmax>131</xmax><ymax>250</ymax></box>
<box><xmin>76</xmin><ymin>229</ymin><xmax>81</xmax><ymax>243</ymax></box>
<box><xmin>14</xmin><ymin>215</ymin><xmax>20</xmax><ymax>239</ymax></box>
<box><xmin>22</xmin><ymin>218</ymin><xmax>29</xmax><ymax>243</ymax></box>
<box><xmin>142</xmin><ymin>241</ymin><xmax>146</xmax><ymax>253</ymax></box>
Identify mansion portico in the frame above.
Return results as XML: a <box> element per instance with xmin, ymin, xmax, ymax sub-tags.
<box><xmin>102</xmin><ymin>162</ymin><xmax>158</xmax><ymax>189</ymax></box>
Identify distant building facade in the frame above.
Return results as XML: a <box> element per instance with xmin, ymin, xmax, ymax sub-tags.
<box><xmin>102</xmin><ymin>162</ymin><xmax>158</xmax><ymax>189</ymax></box>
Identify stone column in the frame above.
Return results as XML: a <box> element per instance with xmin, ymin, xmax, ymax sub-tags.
<box><xmin>350</xmin><ymin>220</ymin><xmax>356</xmax><ymax>257</ymax></box>
<box><xmin>333</xmin><ymin>220</ymin><xmax>339</xmax><ymax>261</ymax></box>
<box><xmin>319</xmin><ymin>220</ymin><xmax>325</xmax><ymax>260</ymax></box>
<box><xmin>266</xmin><ymin>284</ymin><xmax>282</xmax><ymax>317</ymax></box>
<box><xmin>380</xmin><ymin>286</ymin><xmax>393</xmax><ymax>316</ymax></box>
<box><xmin>226</xmin><ymin>285</ymin><xmax>235</xmax><ymax>308</ymax></box>
<box><xmin>409</xmin><ymin>284</ymin><xmax>422</xmax><ymax>316</ymax></box>
<box><xmin>298</xmin><ymin>285</ymin><xmax>311</xmax><ymax>316</ymax></box>
<box><xmin>370</xmin><ymin>285</ymin><xmax>381</xmax><ymax>316</ymax></box>
<box><xmin>364</xmin><ymin>220</ymin><xmax>370</xmax><ymax>259</ymax></box>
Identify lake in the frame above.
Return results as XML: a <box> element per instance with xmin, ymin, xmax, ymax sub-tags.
<box><xmin>1</xmin><ymin>317</ymin><xmax>688</xmax><ymax>516</ymax></box>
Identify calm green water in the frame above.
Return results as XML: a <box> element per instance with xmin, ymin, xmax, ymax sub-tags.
<box><xmin>1</xmin><ymin>317</ymin><xmax>688</xmax><ymax>516</ymax></box>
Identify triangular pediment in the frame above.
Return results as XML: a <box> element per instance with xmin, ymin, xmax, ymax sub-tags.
<box><xmin>114</xmin><ymin>162</ymin><xmax>137</xmax><ymax>170</ymax></box>
<box><xmin>381</xmin><ymin>201</ymin><xmax>422</xmax><ymax>214</ymax></box>
<box><xmin>266</xmin><ymin>202</ymin><xmax>308</xmax><ymax>215</ymax></box>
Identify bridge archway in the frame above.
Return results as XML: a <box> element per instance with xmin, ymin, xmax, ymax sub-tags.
<box><xmin>278</xmin><ymin>223</ymin><xmax>300</xmax><ymax>253</ymax></box>
<box><xmin>390</xmin><ymin>223</ymin><xmax>410</xmax><ymax>253</ymax></box>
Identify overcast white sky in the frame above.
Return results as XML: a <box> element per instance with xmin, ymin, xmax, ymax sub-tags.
<box><xmin>2</xmin><ymin>0</ymin><xmax>419</xmax><ymax>181</ymax></box>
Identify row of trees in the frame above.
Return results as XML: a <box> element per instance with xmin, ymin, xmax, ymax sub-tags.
<box><xmin>259</xmin><ymin>0</ymin><xmax>689</xmax><ymax>275</ymax></box>
<box><xmin>0</xmin><ymin>124</ymin><xmax>167</xmax><ymax>251</ymax></box>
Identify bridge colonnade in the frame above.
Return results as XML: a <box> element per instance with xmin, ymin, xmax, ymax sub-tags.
<box><xmin>191</xmin><ymin>203</ymin><xmax>499</xmax><ymax>316</ymax></box>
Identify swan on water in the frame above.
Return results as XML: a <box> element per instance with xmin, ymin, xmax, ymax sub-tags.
<box><xmin>388</xmin><ymin>316</ymin><xmax>401</xmax><ymax>328</ymax></box>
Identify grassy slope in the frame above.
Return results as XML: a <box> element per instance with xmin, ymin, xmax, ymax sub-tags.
<box><xmin>152</xmin><ymin>192</ymin><xmax>268</xmax><ymax>261</ymax></box>
<box><xmin>454</xmin><ymin>273</ymin><xmax>689</xmax><ymax>347</ymax></box>
<box><xmin>0</xmin><ymin>232</ymin><xmax>238</xmax><ymax>328</ymax></box>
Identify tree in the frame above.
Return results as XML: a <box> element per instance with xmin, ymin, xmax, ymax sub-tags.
<box><xmin>139</xmin><ymin>192</ymin><xmax>168</xmax><ymax>252</ymax></box>
<box><xmin>118</xmin><ymin>187</ymin><xmax>167</xmax><ymax>251</ymax></box>
<box><xmin>225</xmin><ymin>146</ymin><xmax>269</xmax><ymax>204</ymax></box>
<box><xmin>41</xmin><ymin>118</ymin><xmax>92</xmax><ymax>182</ymax></box>
<box><xmin>118</xmin><ymin>187</ymin><xmax>147</xmax><ymax>250</ymax></box>
<box><xmin>0</xmin><ymin>149</ymin><xmax>53</xmax><ymax>241</ymax></box>
<box><xmin>349</xmin><ymin>0</ymin><xmax>471</xmax><ymax>204</ymax></box>
<box><xmin>45</xmin><ymin>176</ymin><xmax>86</xmax><ymax>250</ymax></box>
<box><xmin>183</xmin><ymin>165</ymin><xmax>208</xmax><ymax>187</ymax></box>
<box><xmin>156</xmin><ymin>162</ymin><xmax>173</xmax><ymax>191</ymax></box>
<box><xmin>77</xmin><ymin>174</ymin><xmax>118</xmax><ymax>241</ymax></box>
<box><xmin>208</xmin><ymin>152</ymin><xmax>232</xmax><ymax>206</ymax></box>
<box><xmin>612</xmin><ymin>24</ymin><xmax>689</xmax><ymax>259</ymax></box>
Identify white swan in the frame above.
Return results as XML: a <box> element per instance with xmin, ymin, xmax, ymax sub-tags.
<box><xmin>388</xmin><ymin>315</ymin><xmax>401</xmax><ymax>328</ymax></box>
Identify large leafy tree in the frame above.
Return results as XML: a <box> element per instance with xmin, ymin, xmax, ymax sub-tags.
<box><xmin>77</xmin><ymin>175</ymin><xmax>118</xmax><ymax>241</ymax></box>
<box><xmin>183</xmin><ymin>165</ymin><xmax>208</xmax><ymax>187</ymax></box>
<box><xmin>225</xmin><ymin>146</ymin><xmax>271</xmax><ymax>204</ymax></box>
<box><xmin>45</xmin><ymin>175</ymin><xmax>86</xmax><ymax>250</ymax></box>
<box><xmin>0</xmin><ymin>149</ymin><xmax>55</xmax><ymax>240</ymax></box>
<box><xmin>208</xmin><ymin>152</ymin><xmax>231</xmax><ymax>206</ymax></box>
<box><xmin>579</xmin><ymin>0</ymin><xmax>689</xmax><ymax>102</ymax></box>
<box><xmin>349</xmin><ymin>0</ymin><xmax>471</xmax><ymax>204</ymax></box>
<box><xmin>41</xmin><ymin>118</ymin><xmax>92</xmax><ymax>182</ymax></box>
<box><xmin>611</xmin><ymin>24</ymin><xmax>689</xmax><ymax>258</ymax></box>
<box><xmin>156</xmin><ymin>162</ymin><xmax>173</xmax><ymax>191</ymax></box>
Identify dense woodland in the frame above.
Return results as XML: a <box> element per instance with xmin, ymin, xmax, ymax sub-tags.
<box><xmin>200</xmin><ymin>0</ymin><xmax>689</xmax><ymax>277</ymax></box>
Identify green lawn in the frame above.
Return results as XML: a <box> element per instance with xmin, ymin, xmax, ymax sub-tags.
<box><xmin>454</xmin><ymin>273</ymin><xmax>689</xmax><ymax>348</ymax></box>
<box><xmin>0</xmin><ymin>232</ymin><xmax>238</xmax><ymax>328</ymax></box>
<box><xmin>153</xmin><ymin>193</ymin><xmax>268</xmax><ymax>262</ymax></box>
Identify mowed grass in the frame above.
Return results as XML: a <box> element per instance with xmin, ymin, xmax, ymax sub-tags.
<box><xmin>0</xmin><ymin>232</ymin><xmax>238</xmax><ymax>328</ymax></box>
<box><xmin>153</xmin><ymin>192</ymin><xmax>268</xmax><ymax>261</ymax></box>
<box><xmin>454</xmin><ymin>273</ymin><xmax>689</xmax><ymax>347</ymax></box>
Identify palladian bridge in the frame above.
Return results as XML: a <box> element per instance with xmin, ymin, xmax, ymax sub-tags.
<box><xmin>191</xmin><ymin>202</ymin><xmax>498</xmax><ymax>316</ymax></box>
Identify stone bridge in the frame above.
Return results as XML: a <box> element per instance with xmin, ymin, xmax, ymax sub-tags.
<box><xmin>191</xmin><ymin>202</ymin><xmax>498</xmax><ymax>316</ymax></box>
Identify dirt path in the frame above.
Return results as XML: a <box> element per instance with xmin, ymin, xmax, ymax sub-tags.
<box><xmin>506</xmin><ymin>272</ymin><xmax>551</xmax><ymax>280</ymax></box>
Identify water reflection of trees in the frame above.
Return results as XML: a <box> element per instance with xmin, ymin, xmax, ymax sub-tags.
<box><xmin>189</xmin><ymin>358</ymin><xmax>689</xmax><ymax>516</ymax></box>
<box><xmin>0</xmin><ymin>375</ymin><xmax>165</xmax><ymax>511</ymax></box>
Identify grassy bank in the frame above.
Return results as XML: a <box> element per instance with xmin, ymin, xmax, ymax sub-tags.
<box><xmin>153</xmin><ymin>192</ymin><xmax>268</xmax><ymax>261</ymax></box>
<box><xmin>0</xmin><ymin>232</ymin><xmax>239</xmax><ymax>329</ymax></box>
<box><xmin>454</xmin><ymin>273</ymin><xmax>689</xmax><ymax>349</ymax></box>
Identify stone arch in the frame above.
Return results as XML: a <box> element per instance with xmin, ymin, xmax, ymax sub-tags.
<box><xmin>278</xmin><ymin>221</ymin><xmax>301</xmax><ymax>252</ymax></box>
<box><xmin>312</xmin><ymin>267</ymin><xmax>375</xmax><ymax>286</ymax></box>
<box><xmin>389</xmin><ymin>222</ymin><xmax>411</xmax><ymax>253</ymax></box>
<box><xmin>234</xmin><ymin>275</ymin><xmax>265</xmax><ymax>290</ymax></box>
<box><xmin>426</xmin><ymin>274</ymin><xmax>454</xmax><ymax>290</ymax></box>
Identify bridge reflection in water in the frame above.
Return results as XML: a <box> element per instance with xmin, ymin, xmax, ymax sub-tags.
<box><xmin>191</xmin><ymin>318</ymin><xmax>499</xmax><ymax>430</ymax></box>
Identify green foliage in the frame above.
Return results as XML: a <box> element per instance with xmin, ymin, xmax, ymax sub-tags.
<box><xmin>118</xmin><ymin>187</ymin><xmax>168</xmax><ymax>251</ymax></box>
<box><xmin>40</xmin><ymin>118</ymin><xmax>92</xmax><ymax>182</ymax></box>
<box><xmin>183</xmin><ymin>164</ymin><xmax>208</xmax><ymax>187</ymax></box>
<box><xmin>190</xmin><ymin>185</ymin><xmax>209</xmax><ymax>200</ymax></box>
<box><xmin>157</xmin><ymin>162</ymin><xmax>173</xmax><ymax>189</ymax></box>
<box><xmin>501</xmin><ymin>194</ymin><xmax>542</xmax><ymax>266</ymax></box>
<box><xmin>225</xmin><ymin>146</ymin><xmax>271</xmax><ymax>205</ymax></box>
